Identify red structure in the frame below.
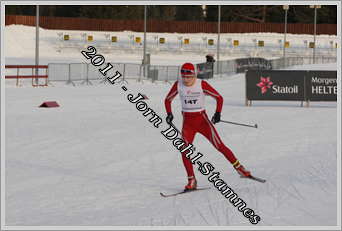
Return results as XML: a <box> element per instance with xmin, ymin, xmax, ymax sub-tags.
<box><xmin>5</xmin><ymin>15</ymin><xmax>337</xmax><ymax>35</ymax></box>
<box><xmin>5</xmin><ymin>65</ymin><xmax>48</xmax><ymax>87</ymax></box>
<box><xmin>39</xmin><ymin>101</ymin><xmax>60</xmax><ymax>108</ymax></box>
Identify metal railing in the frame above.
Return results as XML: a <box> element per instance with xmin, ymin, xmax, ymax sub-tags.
<box><xmin>46</xmin><ymin>55</ymin><xmax>336</xmax><ymax>85</ymax></box>
<box><xmin>214</xmin><ymin>56</ymin><xmax>337</xmax><ymax>75</ymax></box>
<box><xmin>47</xmin><ymin>63</ymin><xmax>180</xmax><ymax>84</ymax></box>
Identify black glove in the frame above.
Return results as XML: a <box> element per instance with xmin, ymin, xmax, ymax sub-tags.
<box><xmin>166</xmin><ymin>113</ymin><xmax>174</xmax><ymax>124</ymax></box>
<box><xmin>211</xmin><ymin>112</ymin><xmax>221</xmax><ymax>124</ymax></box>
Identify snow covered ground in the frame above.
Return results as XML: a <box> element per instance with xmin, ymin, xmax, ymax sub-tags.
<box><xmin>4</xmin><ymin>25</ymin><xmax>338</xmax><ymax>65</ymax></box>
<box><xmin>4</xmin><ymin>68</ymin><xmax>338</xmax><ymax>227</ymax></box>
<box><xmin>2</xmin><ymin>25</ymin><xmax>340</xmax><ymax>228</ymax></box>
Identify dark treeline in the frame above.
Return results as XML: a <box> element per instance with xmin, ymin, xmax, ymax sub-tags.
<box><xmin>5</xmin><ymin>5</ymin><xmax>337</xmax><ymax>24</ymax></box>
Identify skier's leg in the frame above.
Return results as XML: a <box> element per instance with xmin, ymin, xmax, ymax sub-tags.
<box><xmin>199</xmin><ymin>112</ymin><xmax>251</xmax><ymax>176</ymax></box>
<box><xmin>199</xmin><ymin>112</ymin><xmax>238</xmax><ymax>164</ymax></box>
<box><xmin>181</xmin><ymin>122</ymin><xmax>196</xmax><ymax>178</ymax></box>
<box><xmin>181</xmin><ymin>118</ymin><xmax>198</xmax><ymax>190</ymax></box>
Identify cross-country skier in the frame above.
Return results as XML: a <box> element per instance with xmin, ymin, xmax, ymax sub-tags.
<box><xmin>164</xmin><ymin>62</ymin><xmax>251</xmax><ymax>191</ymax></box>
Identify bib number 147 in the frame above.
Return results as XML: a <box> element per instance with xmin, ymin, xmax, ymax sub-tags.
<box><xmin>184</xmin><ymin>99</ymin><xmax>198</xmax><ymax>104</ymax></box>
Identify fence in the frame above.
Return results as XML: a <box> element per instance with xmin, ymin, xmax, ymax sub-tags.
<box><xmin>5</xmin><ymin>15</ymin><xmax>337</xmax><ymax>35</ymax></box>
<box><xmin>43</xmin><ymin>56</ymin><xmax>336</xmax><ymax>85</ymax></box>
<box><xmin>213</xmin><ymin>56</ymin><xmax>337</xmax><ymax>75</ymax></box>
<box><xmin>47</xmin><ymin>63</ymin><xmax>180</xmax><ymax>85</ymax></box>
<box><xmin>6</xmin><ymin>56</ymin><xmax>336</xmax><ymax>86</ymax></box>
<box><xmin>267</xmin><ymin>56</ymin><xmax>338</xmax><ymax>70</ymax></box>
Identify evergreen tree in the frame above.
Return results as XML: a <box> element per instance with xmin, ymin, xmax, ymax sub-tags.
<box><xmin>162</xmin><ymin>5</ymin><xmax>176</xmax><ymax>20</ymax></box>
<box><xmin>54</xmin><ymin>5</ymin><xmax>81</xmax><ymax>17</ymax></box>
<box><xmin>40</xmin><ymin>6</ymin><xmax>57</xmax><ymax>17</ymax></box>
<box><xmin>5</xmin><ymin>5</ymin><xmax>35</xmax><ymax>15</ymax></box>
<box><xmin>4</xmin><ymin>5</ymin><xmax>337</xmax><ymax>24</ymax></box>
<box><xmin>175</xmin><ymin>6</ymin><xmax>204</xmax><ymax>21</ymax></box>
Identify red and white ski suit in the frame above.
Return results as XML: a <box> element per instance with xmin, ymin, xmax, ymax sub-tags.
<box><xmin>164</xmin><ymin>79</ymin><xmax>238</xmax><ymax>177</ymax></box>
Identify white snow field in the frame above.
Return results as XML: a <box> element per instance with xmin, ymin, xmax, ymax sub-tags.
<box><xmin>3</xmin><ymin>25</ymin><xmax>339</xmax><ymax>227</ymax></box>
<box><xmin>4</xmin><ymin>24</ymin><xmax>338</xmax><ymax>65</ymax></box>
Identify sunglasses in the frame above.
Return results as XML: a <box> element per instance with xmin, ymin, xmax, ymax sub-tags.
<box><xmin>181</xmin><ymin>69</ymin><xmax>195</xmax><ymax>74</ymax></box>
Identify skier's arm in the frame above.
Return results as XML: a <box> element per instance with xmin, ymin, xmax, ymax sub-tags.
<box><xmin>202</xmin><ymin>80</ymin><xmax>223</xmax><ymax>113</ymax></box>
<box><xmin>164</xmin><ymin>81</ymin><xmax>178</xmax><ymax>114</ymax></box>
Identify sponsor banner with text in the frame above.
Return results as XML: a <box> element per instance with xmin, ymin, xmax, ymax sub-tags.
<box><xmin>236</xmin><ymin>58</ymin><xmax>272</xmax><ymax>73</ymax></box>
<box><xmin>305</xmin><ymin>71</ymin><xmax>337</xmax><ymax>101</ymax></box>
<box><xmin>246</xmin><ymin>70</ymin><xmax>337</xmax><ymax>102</ymax></box>
<box><xmin>246</xmin><ymin>70</ymin><xmax>305</xmax><ymax>101</ymax></box>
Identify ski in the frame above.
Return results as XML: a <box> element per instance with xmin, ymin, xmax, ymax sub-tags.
<box><xmin>241</xmin><ymin>175</ymin><xmax>266</xmax><ymax>183</ymax></box>
<box><xmin>160</xmin><ymin>187</ymin><xmax>211</xmax><ymax>197</ymax></box>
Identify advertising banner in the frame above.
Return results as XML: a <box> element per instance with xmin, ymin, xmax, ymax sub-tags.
<box><xmin>305</xmin><ymin>71</ymin><xmax>337</xmax><ymax>101</ymax></box>
<box><xmin>236</xmin><ymin>58</ymin><xmax>272</xmax><ymax>73</ymax></box>
<box><xmin>246</xmin><ymin>70</ymin><xmax>305</xmax><ymax>101</ymax></box>
<box><xmin>246</xmin><ymin>70</ymin><xmax>337</xmax><ymax>103</ymax></box>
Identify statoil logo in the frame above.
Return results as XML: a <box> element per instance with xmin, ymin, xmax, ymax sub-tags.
<box><xmin>256</xmin><ymin>77</ymin><xmax>273</xmax><ymax>94</ymax></box>
<box><xmin>256</xmin><ymin>77</ymin><xmax>298</xmax><ymax>94</ymax></box>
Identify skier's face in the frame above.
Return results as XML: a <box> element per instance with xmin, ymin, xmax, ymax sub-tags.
<box><xmin>181</xmin><ymin>67</ymin><xmax>196</xmax><ymax>86</ymax></box>
<box><xmin>182</xmin><ymin>74</ymin><xmax>196</xmax><ymax>86</ymax></box>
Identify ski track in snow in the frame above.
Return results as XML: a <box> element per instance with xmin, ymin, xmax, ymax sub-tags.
<box><xmin>5</xmin><ymin>72</ymin><xmax>337</xmax><ymax>226</ymax></box>
<box><xmin>4</xmin><ymin>25</ymin><xmax>338</xmax><ymax>226</ymax></box>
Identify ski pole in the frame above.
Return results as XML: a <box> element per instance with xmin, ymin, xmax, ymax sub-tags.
<box><xmin>220</xmin><ymin>119</ymin><xmax>258</xmax><ymax>129</ymax></box>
